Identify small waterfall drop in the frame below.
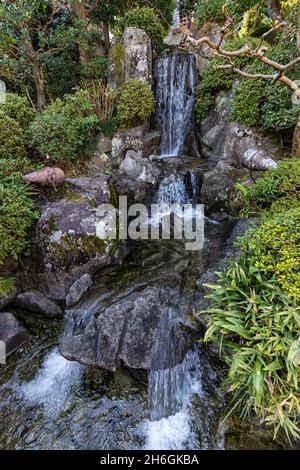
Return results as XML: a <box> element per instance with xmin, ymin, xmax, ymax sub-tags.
<box><xmin>155</xmin><ymin>51</ymin><xmax>199</xmax><ymax>158</ymax></box>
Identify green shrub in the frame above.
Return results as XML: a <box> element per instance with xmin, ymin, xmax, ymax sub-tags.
<box><xmin>197</xmin><ymin>0</ymin><xmax>228</xmax><ymax>27</ymax></box>
<box><xmin>0</xmin><ymin>113</ymin><xmax>26</xmax><ymax>160</ymax></box>
<box><xmin>242</xmin><ymin>207</ymin><xmax>300</xmax><ymax>300</ymax></box>
<box><xmin>82</xmin><ymin>57</ymin><xmax>109</xmax><ymax>80</ymax></box>
<box><xmin>240</xmin><ymin>3</ymin><xmax>273</xmax><ymax>37</ymax></box>
<box><xmin>29</xmin><ymin>90</ymin><xmax>101</xmax><ymax>164</ymax></box>
<box><xmin>195</xmin><ymin>36</ymin><xmax>260</xmax><ymax>121</ymax></box>
<box><xmin>0</xmin><ymin>174</ymin><xmax>38</xmax><ymax>265</ymax></box>
<box><xmin>116</xmin><ymin>79</ymin><xmax>155</xmax><ymax>129</ymax></box>
<box><xmin>238</xmin><ymin>159</ymin><xmax>300</xmax><ymax>213</ymax></box>
<box><xmin>231</xmin><ymin>44</ymin><xmax>300</xmax><ymax>132</ymax></box>
<box><xmin>0</xmin><ymin>93</ymin><xmax>36</xmax><ymax>129</ymax></box>
<box><xmin>204</xmin><ymin>256</ymin><xmax>300</xmax><ymax>441</ymax></box>
<box><xmin>116</xmin><ymin>7</ymin><xmax>166</xmax><ymax>52</ymax></box>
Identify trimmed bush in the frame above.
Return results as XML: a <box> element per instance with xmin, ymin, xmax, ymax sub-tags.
<box><xmin>116</xmin><ymin>79</ymin><xmax>155</xmax><ymax>129</ymax></box>
<box><xmin>238</xmin><ymin>159</ymin><xmax>300</xmax><ymax>213</ymax></box>
<box><xmin>116</xmin><ymin>7</ymin><xmax>166</xmax><ymax>52</ymax></box>
<box><xmin>0</xmin><ymin>93</ymin><xmax>36</xmax><ymax>129</ymax></box>
<box><xmin>0</xmin><ymin>174</ymin><xmax>38</xmax><ymax>265</ymax></box>
<box><xmin>29</xmin><ymin>90</ymin><xmax>101</xmax><ymax>164</ymax></box>
<box><xmin>82</xmin><ymin>57</ymin><xmax>109</xmax><ymax>80</ymax></box>
<box><xmin>0</xmin><ymin>113</ymin><xmax>26</xmax><ymax>160</ymax></box>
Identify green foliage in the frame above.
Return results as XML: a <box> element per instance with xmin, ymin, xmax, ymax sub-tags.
<box><xmin>29</xmin><ymin>90</ymin><xmax>101</xmax><ymax>164</ymax></box>
<box><xmin>197</xmin><ymin>0</ymin><xmax>228</xmax><ymax>27</ymax></box>
<box><xmin>0</xmin><ymin>174</ymin><xmax>38</xmax><ymax>265</ymax></box>
<box><xmin>238</xmin><ymin>159</ymin><xmax>300</xmax><ymax>213</ymax></box>
<box><xmin>116</xmin><ymin>7</ymin><xmax>166</xmax><ymax>52</ymax></box>
<box><xmin>82</xmin><ymin>57</ymin><xmax>109</xmax><ymax>80</ymax></box>
<box><xmin>231</xmin><ymin>43</ymin><xmax>300</xmax><ymax>132</ymax></box>
<box><xmin>0</xmin><ymin>113</ymin><xmax>26</xmax><ymax>160</ymax></box>
<box><xmin>205</xmin><ymin>158</ymin><xmax>300</xmax><ymax>440</ymax></box>
<box><xmin>0</xmin><ymin>276</ymin><xmax>15</xmax><ymax>297</ymax></box>
<box><xmin>0</xmin><ymin>93</ymin><xmax>36</xmax><ymax>129</ymax></box>
<box><xmin>116</xmin><ymin>79</ymin><xmax>155</xmax><ymax>129</ymax></box>
<box><xmin>242</xmin><ymin>208</ymin><xmax>300</xmax><ymax>300</ymax></box>
<box><xmin>240</xmin><ymin>2</ymin><xmax>273</xmax><ymax>37</ymax></box>
<box><xmin>204</xmin><ymin>256</ymin><xmax>300</xmax><ymax>441</ymax></box>
<box><xmin>111</xmin><ymin>43</ymin><xmax>125</xmax><ymax>86</ymax></box>
<box><xmin>195</xmin><ymin>36</ymin><xmax>260</xmax><ymax>122</ymax></box>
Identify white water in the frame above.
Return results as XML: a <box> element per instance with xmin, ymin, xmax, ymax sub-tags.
<box><xmin>155</xmin><ymin>52</ymin><xmax>197</xmax><ymax>157</ymax></box>
<box><xmin>20</xmin><ymin>348</ymin><xmax>84</xmax><ymax>417</ymax></box>
<box><xmin>145</xmin><ymin>351</ymin><xmax>203</xmax><ymax>450</ymax></box>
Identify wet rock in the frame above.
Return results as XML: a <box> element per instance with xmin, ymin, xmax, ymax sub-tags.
<box><xmin>66</xmin><ymin>274</ymin><xmax>93</xmax><ymax>308</ymax></box>
<box><xmin>60</xmin><ymin>285</ymin><xmax>192</xmax><ymax>371</ymax></box>
<box><xmin>119</xmin><ymin>150</ymin><xmax>160</xmax><ymax>184</ymax></box>
<box><xmin>201</xmin><ymin>160</ymin><xmax>237</xmax><ymax>214</ymax></box>
<box><xmin>16</xmin><ymin>292</ymin><xmax>63</xmax><ymax>318</ymax></box>
<box><xmin>0</xmin><ymin>312</ymin><xmax>28</xmax><ymax>355</ymax></box>
<box><xmin>123</xmin><ymin>27</ymin><xmax>152</xmax><ymax>85</ymax></box>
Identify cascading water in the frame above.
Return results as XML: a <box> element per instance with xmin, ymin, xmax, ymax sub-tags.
<box><xmin>155</xmin><ymin>51</ymin><xmax>199</xmax><ymax>158</ymax></box>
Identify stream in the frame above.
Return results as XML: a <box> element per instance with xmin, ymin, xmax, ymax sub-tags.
<box><xmin>0</xmin><ymin>42</ymin><xmax>283</xmax><ymax>451</ymax></box>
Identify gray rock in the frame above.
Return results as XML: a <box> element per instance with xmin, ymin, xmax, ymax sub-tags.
<box><xmin>60</xmin><ymin>285</ymin><xmax>192</xmax><ymax>371</ymax></box>
<box><xmin>0</xmin><ymin>312</ymin><xmax>28</xmax><ymax>355</ymax></box>
<box><xmin>65</xmin><ymin>175</ymin><xmax>110</xmax><ymax>205</ymax></box>
<box><xmin>66</xmin><ymin>274</ymin><xmax>93</xmax><ymax>307</ymax></box>
<box><xmin>16</xmin><ymin>292</ymin><xmax>63</xmax><ymax>317</ymax></box>
<box><xmin>120</xmin><ymin>150</ymin><xmax>160</xmax><ymax>184</ymax></box>
<box><xmin>200</xmin><ymin>87</ymin><xmax>282</xmax><ymax>167</ymax></box>
<box><xmin>96</xmin><ymin>134</ymin><xmax>112</xmax><ymax>155</ymax></box>
<box><xmin>111</xmin><ymin>131</ymin><xmax>145</xmax><ymax>166</ymax></box>
<box><xmin>201</xmin><ymin>160</ymin><xmax>236</xmax><ymax>213</ymax></box>
<box><xmin>123</xmin><ymin>27</ymin><xmax>152</xmax><ymax>85</ymax></box>
<box><xmin>188</xmin><ymin>23</ymin><xmax>222</xmax><ymax>76</ymax></box>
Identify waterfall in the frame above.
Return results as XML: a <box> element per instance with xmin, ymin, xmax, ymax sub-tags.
<box><xmin>157</xmin><ymin>175</ymin><xmax>189</xmax><ymax>206</ymax></box>
<box><xmin>155</xmin><ymin>50</ymin><xmax>199</xmax><ymax>158</ymax></box>
<box><xmin>145</xmin><ymin>351</ymin><xmax>203</xmax><ymax>450</ymax></box>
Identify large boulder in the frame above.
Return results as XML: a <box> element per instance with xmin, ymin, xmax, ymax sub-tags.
<box><xmin>17</xmin><ymin>174</ymin><xmax>123</xmax><ymax>301</ymax></box>
<box><xmin>123</xmin><ymin>27</ymin><xmax>152</xmax><ymax>85</ymax></box>
<box><xmin>0</xmin><ymin>312</ymin><xmax>28</xmax><ymax>355</ymax></box>
<box><xmin>60</xmin><ymin>284</ymin><xmax>192</xmax><ymax>371</ymax></box>
<box><xmin>119</xmin><ymin>150</ymin><xmax>160</xmax><ymax>185</ymax></box>
<box><xmin>200</xmin><ymin>87</ymin><xmax>282</xmax><ymax>168</ymax></box>
<box><xmin>201</xmin><ymin>160</ymin><xmax>238</xmax><ymax>214</ymax></box>
<box><xmin>15</xmin><ymin>292</ymin><xmax>63</xmax><ymax>318</ymax></box>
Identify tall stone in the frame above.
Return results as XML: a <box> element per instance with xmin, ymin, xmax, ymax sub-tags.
<box><xmin>123</xmin><ymin>27</ymin><xmax>152</xmax><ymax>85</ymax></box>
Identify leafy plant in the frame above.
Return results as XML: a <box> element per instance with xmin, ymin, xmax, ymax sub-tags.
<box><xmin>116</xmin><ymin>79</ymin><xmax>155</xmax><ymax>129</ymax></box>
<box><xmin>0</xmin><ymin>113</ymin><xmax>26</xmax><ymax>160</ymax></box>
<box><xmin>203</xmin><ymin>255</ymin><xmax>300</xmax><ymax>441</ymax></box>
<box><xmin>115</xmin><ymin>7</ymin><xmax>166</xmax><ymax>52</ymax></box>
<box><xmin>0</xmin><ymin>174</ymin><xmax>38</xmax><ymax>265</ymax></box>
<box><xmin>29</xmin><ymin>90</ymin><xmax>101</xmax><ymax>164</ymax></box>
<box><xmin>0</xmin><ymin>93</ymin><xmax>36</xmax><ymax>129</ymax></box>
<box><xmin>238</xmin><ymin>159</ymin><xmax>300</xmax><ymax>213</ymax></box>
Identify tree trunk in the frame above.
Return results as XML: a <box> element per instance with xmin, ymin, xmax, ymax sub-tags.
<box><xmin>267</xmin><ymin>0</ymin><xmax>282</xmax><ymax>21</ymax></box>
<box><xmin>23</xmin><ymin>33</ymin><xmax>46</xmax><ymax>111</ymax></box>
<box><xmin>102</xmin><ymin>22</ymin><xmax>110</xmax><ymax>54</ymax></box>
<box><xmin>33</xmin><ymin>64</ymin><xmax>46</xmax><ymax>112</ymax></box>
